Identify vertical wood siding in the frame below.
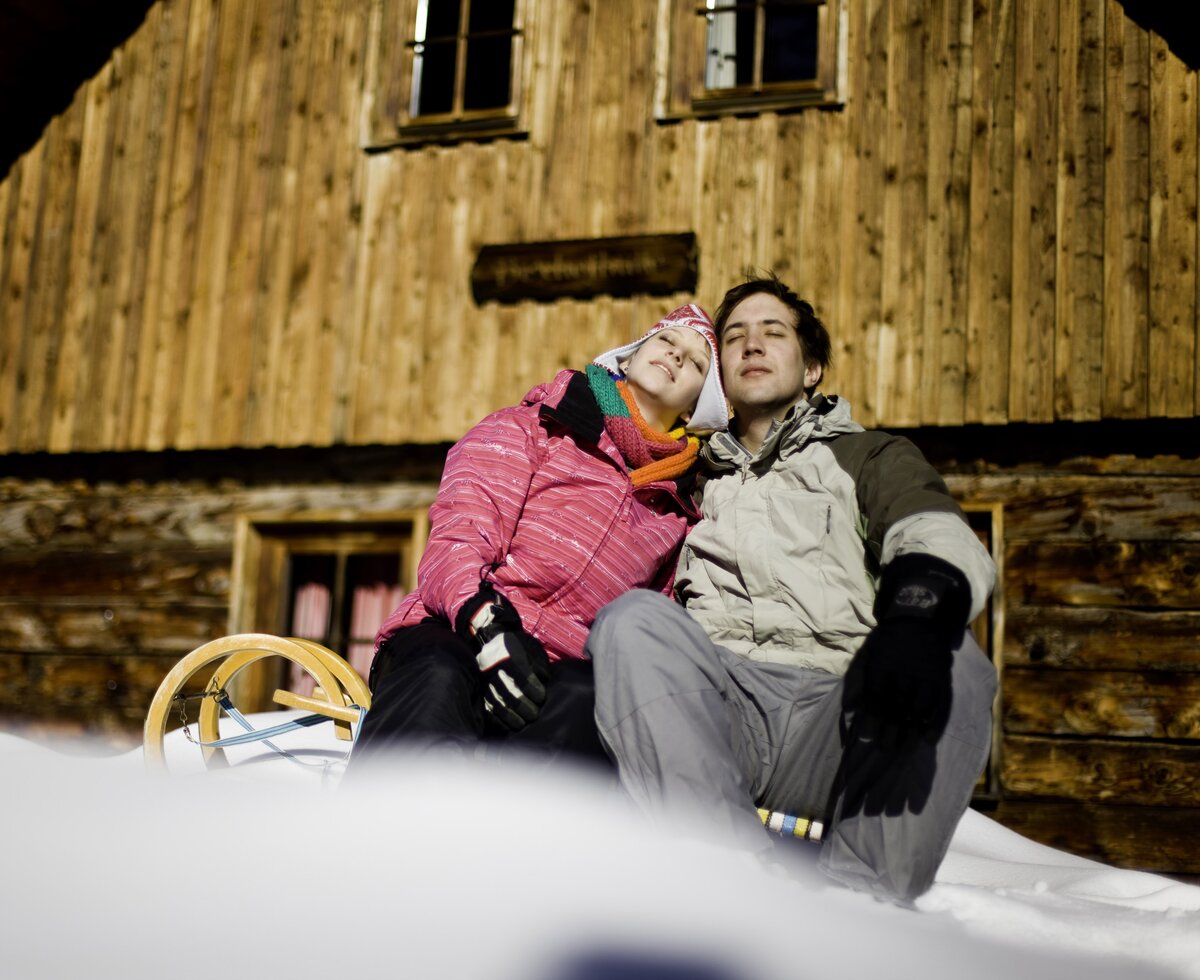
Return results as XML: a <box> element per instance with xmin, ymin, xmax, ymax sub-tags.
<box><xmin>1</xmin><ymin>0</ymin><xmax>1198</xmax><ymax>452</ymax></box>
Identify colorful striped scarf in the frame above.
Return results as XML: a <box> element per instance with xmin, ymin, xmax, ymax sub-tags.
<box><xmin>585</xmin><ymin>364</ymin><xmax>700</xmax><ymax>487</ymax></box>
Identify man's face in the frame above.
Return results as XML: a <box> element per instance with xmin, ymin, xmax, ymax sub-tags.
<box><xmin>719</xmin><ymin>293</ymin><xmax>821</xmax><ymax>420</ymax></box>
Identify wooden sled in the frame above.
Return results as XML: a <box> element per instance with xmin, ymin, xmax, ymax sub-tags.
<box><xmin>143</xmin><ymin>633</ymin><xmax>371</xmax><ymax>773</ymax></box>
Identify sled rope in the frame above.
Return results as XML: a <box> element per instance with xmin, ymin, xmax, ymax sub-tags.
<box><xmin>174</xmin><ymin>688</ymin><xmax>367</xmax><ymax>769</ymax></box>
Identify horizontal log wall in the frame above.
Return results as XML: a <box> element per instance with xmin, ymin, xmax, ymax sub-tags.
<box><xmin>0</xmin><ymin>467</ymin><xmax>437</xmax><ymax>746</ymax></box>
<box><xmin>947</xmin><ymin>455</ymin><xmax>1200</xmax><ymax>874</ymax></box>
<box><xmin>1</xmin><ymin>0</ymin><xmax>1198</xmax><ymax>456</ymax></box>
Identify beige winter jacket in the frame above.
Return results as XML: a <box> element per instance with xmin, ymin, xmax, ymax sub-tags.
<box><xmin>675</xmin><ymin>394</ymin><xmax>995</xmax><ymax>674</ymax></box>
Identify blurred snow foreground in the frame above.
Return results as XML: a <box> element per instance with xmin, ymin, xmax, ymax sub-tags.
<box><xmin>3</xmin><ymin>716</ymin><xmax>1199</xmax><ymax>980</ymax></box>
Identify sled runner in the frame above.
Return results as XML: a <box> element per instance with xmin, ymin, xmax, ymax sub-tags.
<box><xmin>142</xmin><ymin>633</ymin><xmax>371</xmax><ymax>773</ymax></box>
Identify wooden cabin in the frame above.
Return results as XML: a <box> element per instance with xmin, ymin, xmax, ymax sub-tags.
<box><xmin>0</xmin><ymin>0</ymin><xmax>1197</xmax><ymax>878</ymax></box>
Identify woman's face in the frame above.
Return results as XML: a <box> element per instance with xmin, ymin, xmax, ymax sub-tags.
<box><xmin>619</xmin><ymin>327</ymin><xmax>712</xmax><ymax>429</ymax></box>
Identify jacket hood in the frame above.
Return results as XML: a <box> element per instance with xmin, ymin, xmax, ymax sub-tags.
<box><xmin>701</xmin><ymin>393</ymin><xmax>864</xmax><ymax>471</ymax></box>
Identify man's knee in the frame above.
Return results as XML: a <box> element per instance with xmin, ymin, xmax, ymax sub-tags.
<box><xmin>588</xmin><ymin>589</ymin><xmax>674</xmax><ymax>661</ymax></box>
<box><xmin>947</xmin><ymin>632</ymin><xmax>997</xmax><ymax>743</ymax></box>
<box><xmin>953</xmin><ymin>633</ymin><xmax>997</xmax><ymax>704</ymax></box>
<box><xmin>590</xmin><ymin>591</ymin><xmax>726</xmax><ymax>715</ymax></box>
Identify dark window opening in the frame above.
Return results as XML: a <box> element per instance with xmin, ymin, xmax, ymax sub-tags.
<box><xmin>410</xmin><ymin>0</ymin><xmax>517</xmax><ymax>119</ymax></box>
<box><xmin>703</xmin><ymin>1</ymin><xmax>823</xmax><ymax>92</ymax></box>
<box><xmin>282</xmin><ymin>541</ymin><xmax>409</xmax><ymax>695</ymax></box>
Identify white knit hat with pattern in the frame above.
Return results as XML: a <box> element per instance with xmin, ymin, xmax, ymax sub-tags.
<box><xmin>591</xmin><ymin>303</ymin><xmax>728</xmax><ymax>432</ymax></box>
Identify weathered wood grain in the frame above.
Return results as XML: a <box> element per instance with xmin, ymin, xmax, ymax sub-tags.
<box><xmin>1003</xmin><ymin>665</ymin><xmax>1200</xmax><ymax>738</ymax></box>
<box><xmin>0</xmin><ymin>600</ymin><xmax>229</xmax><ymax>657</ymax></box>
<box><xmin>1148</xmin><ymin>34</ymin><xmax>1198</xmax><ymax>418</ymax></box>
<box><xmin>1001</xmin><ymin>734</ymin><xmax>1200</xmax><ymax>806</ymax></box>
<box><xmin>1006</xmin><ymin>539</ymin><xmax>1200</xmax><ymax>608</ymax></box>
<box><xmin>985</xmin><ymin>800</ymin><xmax>1200</xmax><ymax>873</ymax></box>
<box><xmin>48</xmin><ymin>59</ymin><xmax>114</xmax><ymax>452</ymax></box>
<box><xmin>950</xmin><ymin>474</ymin><xmax>1200</xmax><ymax>542</ymax></box>
<box><xmin>1009</xmin><ymin>0</ymin><xmax>1058</xmax><ymax>422</ymax></box>
<box><xmin>0</xmin><ymin>652</ymin><xmax>217</xmax><ymax>739</ymax></box>
<box><xmin>16</xmin><ymin>99</ymin><xmax>86</xmax><ymax>452</ymax></box>
<box><xmin>921</xmin><ymin>0</ymin><xmax>971</xmax><ymax>426</ymax></box>
<box><xmin>1103</xmin><ymin>3</ymin><xmax>1151</xmax><ymax>418</ymax></box>
<box><xmin>0</xmin><ymin>140</ymin><xmax>44</xmax><ymax>447</ymax></box>
<box><xmin>0</xmin><ymin>478</ymin><xmax>438</xmax><ymax>551</ymax></box>
<box><xmin>1004</xmin><ymin>605</ymin><xmax>1200</xmax><ymax>670</ymax></box>
<box><xmin>1052</xmin><ymin>0</ymin><xmax>1105</xmax><ymax>421</ymax></box>
<box><xmin>965</xmin><ymin>0</ymin><xmax>1015</xmax><ymax>424</ymax></box>
<box><xmin>176</xmin><ymin>0</ymin><xmax>248</xmax><ymax>451</ymax></box>
<box><xmin>0</xmin><ymin>551</ymin><xmax>230</xmax><ymax>600</ymax></box>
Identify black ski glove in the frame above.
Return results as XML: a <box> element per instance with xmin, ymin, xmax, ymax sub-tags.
<box><xmin>844</xmin><ymin>552</ymin><xmax>972</xmax><ymax>744</ymax></box>
<box><xmin>456</xmin><ymin>583</ymin><xmax>550</xmax><ymax>732</ymax></box>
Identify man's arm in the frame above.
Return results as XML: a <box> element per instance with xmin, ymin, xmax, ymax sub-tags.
<box><xmin>836</xmin><ymin>431</ymin><xmax>995</xmax><ymax>741</ymax></box>
<box><xmin>880</xmin><ymin>511</ymin><xmax>994</xmax><ymax>621</ymax></box>
<box><xmin>834</xmin><ymin>430</ymin><xmax>995</xmax><ymax>612</ymax></box>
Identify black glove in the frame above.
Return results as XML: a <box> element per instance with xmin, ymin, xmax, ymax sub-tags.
<box><xmin>456</xmin><ymin>583</ymin><xmax>550</xmax><ymax>732</ymax></box>
<box><xmin>844</xmin><ymin>553</ymin><xmax>972</xmax><ymax>744</ymax></box>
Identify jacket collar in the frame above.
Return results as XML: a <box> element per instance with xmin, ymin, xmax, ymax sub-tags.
<box><xmin>703</xmin><ymin>393</ymin><xmax>862</xmax><ymax>470</ymax></box>
<box><xmin>538</xmin><ymin>370</ymin><xmax>604</xmax><ymax>443</ymax></box>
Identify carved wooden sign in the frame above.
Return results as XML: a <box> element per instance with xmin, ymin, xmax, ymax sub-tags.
<box><xmin>471</xmin><ymin>233</ymin><xmax>698</xmax><ymax>303</ymax></box>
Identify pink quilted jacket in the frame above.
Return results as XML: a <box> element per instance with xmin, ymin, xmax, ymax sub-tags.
<box><xmin>375</xmin><ymin>370</ymin><xmax>700</xmax><ymax>661</ymax></box>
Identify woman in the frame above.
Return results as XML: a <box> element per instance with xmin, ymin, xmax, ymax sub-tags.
<box><xmin>350</xmin><ymin>304</ymin><xmax>727</xmax><ymax>769</ymax></box>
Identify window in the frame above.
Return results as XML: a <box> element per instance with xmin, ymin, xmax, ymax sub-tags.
<box><xmin>285</xmin><ymin>549</ymin><xmax>408</xmax><ymax>697</ymax></box>
<box><xmin>659</xmin><ymin>0</ymin><xmax>845</xmax><ymax>118</ymax></box>
<box><xmin>228</xmin><ymin>511</ymin><xmax>429</xmax><ymax>711</ymax></box>
<box><xmin>397</xmin><ymin>0</ymin><xmax>524</xmax><ymax>141</ymax></box>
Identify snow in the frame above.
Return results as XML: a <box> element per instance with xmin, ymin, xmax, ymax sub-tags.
<box><xmin>2</xmin><ymin>715</ymin><xmax>1197</xmax><ymax>980</ymax></box>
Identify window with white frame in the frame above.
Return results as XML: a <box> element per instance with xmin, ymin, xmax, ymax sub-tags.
<box><xmin>660</xmin><ymin>0</ymin><xmax>844</xmax><ymax>118</ymax></box>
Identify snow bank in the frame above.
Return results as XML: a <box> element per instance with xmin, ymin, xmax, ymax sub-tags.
<box><xmin>2</xmin><ymin>718</ymin><xmax>1196</xmax><ymax>980</ymax></box>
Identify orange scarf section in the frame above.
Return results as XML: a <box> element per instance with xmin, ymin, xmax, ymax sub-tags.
<box><xmin>616</xmin><ymin>381</ymin><xmax>701</xmax><ymax>487</ymax></box>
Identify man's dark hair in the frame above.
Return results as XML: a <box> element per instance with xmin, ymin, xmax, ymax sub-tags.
<box><xmin>713</xmin><ymin>274</ymin><xmax>833</xmax><ymax>372</ymax></box>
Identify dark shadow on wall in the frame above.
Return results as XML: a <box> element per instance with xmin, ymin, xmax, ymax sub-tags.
<box><xmin>0</xmin><ymin>0</ymin><xmax>156</xmax><ymax>181</ymax></box>
<box><xmin>1115</xmin><ymin>0</ymin><xmax>1200</xmax><ymax>69</ymax></box>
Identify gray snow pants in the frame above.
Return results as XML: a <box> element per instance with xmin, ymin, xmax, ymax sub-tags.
<box><xmin>587</xmin><ymin>589</ymin><xmax>998</xmax><ymax>903</ymax></box>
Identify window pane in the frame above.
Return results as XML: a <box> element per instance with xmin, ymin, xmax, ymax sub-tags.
<box><xmin>762</xmin><ymin>3</ymin><xmax>819</xmax><ymax>83</ymax></box>
<box><xmin>288</xmin><ymin>554</ymin><xmax>336</xmax><ymax>641</ymax></box>
<box><xmin>464</xmin><ymin>34</ymin><xmax>513</xmax><ymax>109</ymax></box>
<box><xmin>468</xmin><ymin>0</ymin><xmax>514</xmax><ymax>34</ymax></box>
<box><xmin>423</xmin><ymin>0</ymin><xmax>461</xmax><ymax>40</ymax></box>
<box><xmin>414</xmin><ymin>39</ymin><xmax>457</xmax><ymax>115</ymax></box>
<box><xmin>704</xmin><ymin>4</ymin><xmax>756</xmax><ymax>89</ymax></box>
<box><xmin>344</xmin><ymin>554</ymin><xmax>406</xmax><ymax>682</ymax></box>
<box><xmin>704</xmin><ymin>8</ymin><xmax>736</xmax><ymax>89</ymax></box>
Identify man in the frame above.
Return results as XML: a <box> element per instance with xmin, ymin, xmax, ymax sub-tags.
<box><xmin>586</xmin><ymin>276</ymin><xmax>997</xmax><ymax>903</ymax></box>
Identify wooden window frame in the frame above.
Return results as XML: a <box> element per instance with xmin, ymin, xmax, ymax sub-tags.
<box><xmin>227</xmin><ymin>509</ymin><xmax>430</xmax><ymax>711</ymax></box>
<box><xmin>961</xmin><ymin>501</ymin><xmax>1005</xmax><ymax>800</ymax></box>
<box><xmin>657</xmin><ymin>0</ymin><xmax>846</xmax><ymax>120</ymax></box>
<box><xmin>390</xmin><ymin>0</ymin><xmax>527</xmax><ymax>145</ymax></box>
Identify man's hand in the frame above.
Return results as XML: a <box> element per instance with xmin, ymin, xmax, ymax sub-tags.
<box><xmin>844</xmin><ymin>553</ymin><xmax>972</xmax><ymax>744</ymax></box>
<box><xmin>456</xmin><ymin>583</ymin><xmax>550</xmax><ymax>731</ymax></box>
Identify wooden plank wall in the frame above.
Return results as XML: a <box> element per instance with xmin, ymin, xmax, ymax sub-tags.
<box><xmin>0</xmin><ymin>0</ymin><xmax>1197</xmax><ymax>455</ymax></box>
<box><xmin>947</xmin><ymin>455</ymin><xmax>1200</xmax><ymax>875</ymax></box>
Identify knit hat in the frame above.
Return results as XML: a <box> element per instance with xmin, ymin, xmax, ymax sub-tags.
<box><xmin>591</xmin><ymin>304</ymin><xmax>728</xmax><ymax>432</ymax></box>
